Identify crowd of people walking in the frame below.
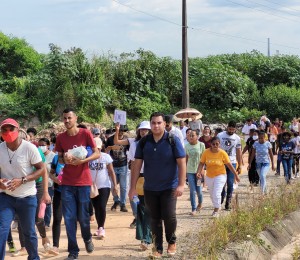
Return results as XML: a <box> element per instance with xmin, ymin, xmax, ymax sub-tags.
<box><xmin>0</xmin><ymin>110</ymin><xmax>299</xmax><ymax>259</ymax></box>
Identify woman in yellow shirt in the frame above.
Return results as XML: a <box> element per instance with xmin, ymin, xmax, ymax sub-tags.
<box><xmin>197</xmin><ymin>137</ymin><xmax>240</xmax><ymax>217</ymax></box>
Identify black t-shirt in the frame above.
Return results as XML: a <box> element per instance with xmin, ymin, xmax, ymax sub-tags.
<box><xmin>106</xmin><ymin>135</ymin><xmax>129</xmax><ymax>167</ymax></box>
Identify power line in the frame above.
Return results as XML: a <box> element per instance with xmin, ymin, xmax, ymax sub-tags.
<box><xmin>244</xmin><ymin>0</ymin><xmax>300</xmax><ymax>19</ymax></box>
<box><xmin>112</xmin><ymin>0</ymin><xmax>300</xmax><ymax>51</ymax></box>
<box><xmin>263</xmin><ymin>0</ymin><xmax>300</xmax><ymax>13</ymax></box>
<box><xmin>226</xmin><ymin>0</ymin><xmax>299</xmax><ymax>23</ymax></box>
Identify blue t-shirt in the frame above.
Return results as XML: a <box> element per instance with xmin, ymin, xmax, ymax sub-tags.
<box><xmin>280</xmin><ymin>141</ymin><xmax>295</xmax><ymax>160</ymax></box>
<box><xmin>135</xmin><ymin>132</ymin><xmax>186</xmax><ymax>191</ymax></box>
<box><xmin>253</xmin><ymin>141</ymin><xmax>272</xmax><ymax>164</ymax></box>
<box><xmin>51</xmin><ymin>154</ymin><xmax>65</xmax><ymax>192</ymax></box>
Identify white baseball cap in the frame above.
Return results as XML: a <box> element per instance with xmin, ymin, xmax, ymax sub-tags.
<box><xmin>138</xmin><ymin>121</ymin><xmax>151</xmax><ymax>130</ymax></box>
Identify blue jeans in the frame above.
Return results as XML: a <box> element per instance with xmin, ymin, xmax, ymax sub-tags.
<box><xmin>256</xmin><ymin>162</ymin><xmax>270</xmax><ymax>194</ymax></box>
<box><xmin>61</xmin><ymin>185</ymin><xmax>92</xmax><ymax>256</ymax></box>
<box><xmin>0</xmin><ymin>193</ymin><xmax>39</xmax><ymax>260</ymax></box>
<box><xmin>128</xmin><ymin>171</ymin><xmax>137</xmax><ymax>217</ymax></box>
<box><xmin>44</xmin><ymin>186</ymin><xmax>54</xmax><ymax>227</ymax></box>
<box><xmin>187</xmin><ymin>173</ymin><xmax>203</xmax><ymax>211</ymax></box>
<box><xmin>112</xmin><ymin>165</ymin><xmax>128</xmax><ymax>205</ymax></box>
<box><xmin>282</xmin><ymin>158</ymin><xmax>293</xmax><ymax>182</ymax></box>
<box><xmin>221</xmin><ymin>163</ymin><xmax>236</xmax><ymax>207</ymax></box>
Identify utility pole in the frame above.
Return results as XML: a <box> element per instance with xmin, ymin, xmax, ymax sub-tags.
<box><xmin>182</xmin><ymin>0</ymin><xmax>189</xmax><ymax>108</ymax></box>
<box><xmin>267</xmin><ymin>38</ymin><xmax>270</xmax><ymax>57</ymax></box>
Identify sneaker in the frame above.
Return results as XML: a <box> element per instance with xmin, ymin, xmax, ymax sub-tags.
<box><xmin>93</xmin><ymin>229</ymin><xmax>99</xmax><ymax>236</ymax></box>
<box><xmin>275</xmin><ymin>172</ymin><xmax>280</xmax><ymax>176</ymax></box>
<box><xmin>12</xmin><ymin>248</ymin><xmax>28</xmax><ymax>257</ymax></box>
<box><xmin>48</xmin><ymin>246</ymin><xmax>59</xmax><ymax>256</ymax></box>
<box><xmin>7</xmin><ymin>241</ymin><xmax>16</xmax><ymax>253</ymax></box>
<box><xmin>212</xmin><ymin>211</ymin><xmax>219</xmax><ymax>218</ymax></box>
<box><xmin>99</xmin><ymin>227</ymin><xmax>105</xmax><ymax>239</ymax></box>
<box><xmin>189</xmin><ymin>211</ymin><xmax>196</xmax><ymax>216</ymax></box>
<box><xmin>65</xmin><ymin>254</ymin><xmax>78</xmax><ymax>260</ymax></box>
<box><xmin>85</xmin><ymin>239</ymin><xmax>94</xmax><ymax>253</ymax></box>
<box><xmin>292</xmin><ymin>176</ymin><xmax>296</xmax><ymax>179</ymax></box>
<box><xmin>151</xmin><ymin>250</ymin><xmax>163</xmax><ymax>259</ymax></box>
<box><xmin>120</xmin><ymin>205</ymin><xmax>128</xmax><ymax>212</ymax></box>
<box><xmin>130</xmin><ymin>218</ymin><xmax>136</xmax><ymax>228</ymax></box>
<box><xmin>167</xmin><ymin>243</ymin><xmax>176</xmax><ymax>256</ymax></box>
<box><xmin>111</xmin><ymin>201</ymin><xmax>120</xmax><ymax>211</ymax></box>
<box><xmin>140</xmin><ymin>242</ymin><xmax>149</xmax><ymax>251</ymax></box>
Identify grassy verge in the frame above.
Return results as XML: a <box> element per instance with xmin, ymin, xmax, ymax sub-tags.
<box><xmin>186</xmin><ymin>183</ymin><xmax>300</xmax><ymax>259</ymax></box>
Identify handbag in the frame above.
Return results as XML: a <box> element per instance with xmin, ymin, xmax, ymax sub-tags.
<box><xmin>90</xmin><ymin>169</ymin><xmax>99</xmax><ymax>198</ymax></box>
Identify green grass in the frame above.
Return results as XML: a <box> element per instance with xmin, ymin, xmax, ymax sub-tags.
<box><xmin>186</xmin><ymin>183</ymin><xmax>300</xmax><ymax>259</ymax></box>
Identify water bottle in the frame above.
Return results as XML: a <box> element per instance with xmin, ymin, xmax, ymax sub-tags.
<box><xmin>38</xmin><ymin>202</ymin><xmax>46</xmax><ymax>218</ymax></box>
<box><xmin>57</xmin><ymin>170</ymin><xmax>63</xmax><ymax>183</ymax></box>
<box><xmin>132</xmin><ymin>195</ymin><xmax>139</xmax><ymax>205</ymax></box>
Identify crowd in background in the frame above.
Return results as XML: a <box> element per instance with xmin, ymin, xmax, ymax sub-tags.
<box><xmin>1</xmin><ymin>111</ymin><xmax>300</xmax><ymax>259</ymax></box>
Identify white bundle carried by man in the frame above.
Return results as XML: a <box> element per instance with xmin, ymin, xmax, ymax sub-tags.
<box><xmin>67</xmin><ymin>145</ymin><xmax>88</xmax><ymax>160</ymax></box>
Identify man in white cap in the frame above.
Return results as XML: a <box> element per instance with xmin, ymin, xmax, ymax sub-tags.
<box><xmin>0</xmin><ymin>118</ymin><xmax>46</xmax><ymax>260</ymax></box>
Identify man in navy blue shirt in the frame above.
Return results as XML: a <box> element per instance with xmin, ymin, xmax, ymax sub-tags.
<box><xmin>129</xmin><ymin>112</ymin><xmax>186</xmax><ymax>258</ymax></box>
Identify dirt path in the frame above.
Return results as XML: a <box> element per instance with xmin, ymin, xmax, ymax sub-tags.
<box><xmin>5</xmin><ymin>155</ymin><xmax>293</xmax><ymax>259</ymax></box>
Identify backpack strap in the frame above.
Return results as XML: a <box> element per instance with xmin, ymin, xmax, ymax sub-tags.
<box><xmin>140</xmin><ymin>133</ymin><xmax>176</xmax><ymax>158</ymax></box>
<box><xmin>167</xmin><ymin>132</ymin><xmax>176</xmax><ymax>157</ymax></box>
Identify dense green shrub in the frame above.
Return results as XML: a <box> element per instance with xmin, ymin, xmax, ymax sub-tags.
<box><xmin>0</xmin><ymin>32</ymin><xmax>299</xmax><ymax>124</ymax></box>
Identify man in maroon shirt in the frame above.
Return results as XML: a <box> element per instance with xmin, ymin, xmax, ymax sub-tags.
<box><xmin>55</xmin><ymin>108</ymin><xmax>100</xmax><ymax>260</ymax></box>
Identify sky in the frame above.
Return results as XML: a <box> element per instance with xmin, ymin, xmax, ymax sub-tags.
<box><xmin>1</xmin><ymin>0</ymin><xmax>300</xmax><ymax>58</ymax></box>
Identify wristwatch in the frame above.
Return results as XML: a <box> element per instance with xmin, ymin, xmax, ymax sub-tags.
<box><xmin>21</xmin><ymin>177</ymin><xmax>28</xmax><ymax>184</ymax></box>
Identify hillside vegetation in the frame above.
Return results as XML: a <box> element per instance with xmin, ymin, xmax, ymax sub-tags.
<box><xmin>1</xmin><ymin>32</ymin><xmax>300</xmax><ymax>124</ymax></box>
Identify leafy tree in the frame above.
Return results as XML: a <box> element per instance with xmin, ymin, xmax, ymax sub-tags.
<box><xmin>260</xmin><ymin>84</ymin><xmax>300</xmax><ymax>122</ymax></box>
<box><xmin>0</xmin><ymin>32</ymin><xmax>42</xmax><ymax>93</ymax></box>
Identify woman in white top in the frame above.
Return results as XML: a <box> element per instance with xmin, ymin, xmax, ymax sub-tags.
<box><xmin>89</xmin><ymin>143</ymin><xmax>117</xmax><ymax>239</ymax></box>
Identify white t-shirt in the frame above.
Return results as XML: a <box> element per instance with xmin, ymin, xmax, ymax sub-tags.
<box><xmin>45</xmin><ymin>151</ymin><xmax>56</xmax><ymax>187</ymax></box>
<box><xmin>0</xmin><ymin>140</ymin><xmax>42</xmax><ymax>198</ymax></box>
<box><xmin>128</xmin><ymin>140</ymin><xmax>145</xmax><ymax>173</ymax></box>
<box><xmin>242</xmin><ymin>124</ymin><xmax>257</xmax><ymax>142</ymax></box>
<box><xmin>169</xmin><ymin>126</ymin><xmax>185</xmax><ymax>147</ymax></box>
<box><xmin>189</xmin><ymin>120</ymin><xmax>203</xmax><ymax>133</ymax></box>
<box><xmin>292</xmin><ymin>137</ymin><xmax>300</xmax><ymax>154</ymax></box>
<box><xmin>217</xmin><ymin>131</ymin><xmax>241</xmax><ymax>164</ymax></box>
<box><xmin>89</xmin><ymin>153</ymin><xmax>113</xmax><ymax>189</ymax></box>
<box><xmin>179</xmin><ymin>126</ymin><xmax>188</xmax><ymax>140</ymax></box>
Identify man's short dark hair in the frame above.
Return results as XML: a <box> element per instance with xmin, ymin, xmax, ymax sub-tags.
<box><xmin>282</xmin><ymin>132</ymin><xmax>291</xmax><ymax>137</ymax></box>
<box><xmin>39</xmin><ymin>137</ymin><xmax>50</xmax><ymax>145</ymax></box>
<box><xmin>228</xmin><ymin>121</ymin><xmax>236</xmax><ymax>128</ymax></box>
<box><xmin>150</xmin><ymin>112</ymin><xmax>165</xmax><ymax>122</ymax></box>
<box><xmin>249</xmin><ymin>129</ymin><xmax>255</xmax><ymax>133</ymax></box>
<box><xmin>186</xmin><ymin>128</ymin><xmax>192</xmax><ymax>134</ymax></box>
<box><xmin>77</xmin><ymin>124</ymin><xmax>87</xmax><ymax>129</ymax></box>
<box><xmin>26</xmin><ymin>127</ymin><xmax>37</xmax><ymax>136</ymax></box>
<box><xmin>165</xmin><ymin>115</ymin><xmax>174</xmax><ymax>124</ymax></box>
<box><xmin>63</xmin><ymin>108</ymin><xmax>76</xmax><ymax>114</ymax></box>
<box><xmin>191</xmin><ymin>129</ymin><xmax>200</xmax><ymax>136</ymax></box>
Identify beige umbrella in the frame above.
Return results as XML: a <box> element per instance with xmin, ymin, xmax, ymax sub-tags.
<box><xmin>174</xmin><ymin>108</ymin><xmax>203</xmax><ymax>121</ymax></box>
